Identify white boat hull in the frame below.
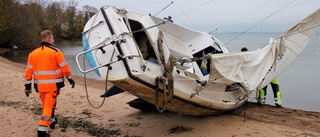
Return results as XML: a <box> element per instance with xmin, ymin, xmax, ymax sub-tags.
<box><xmin>77</xmin><ymin>5</ymin><xmax>320</xmax><ymax>116</ymax></box>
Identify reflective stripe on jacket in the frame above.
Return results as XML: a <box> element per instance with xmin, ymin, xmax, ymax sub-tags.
<box><xmin>25</xmin><ymin>42</ymin><xmax>73</xmax><ymax>92</ymax></box>
<box><xmin>271</xmin><ymin>78</ymin><xmax>279</xmax><ymax>85</ymax></box>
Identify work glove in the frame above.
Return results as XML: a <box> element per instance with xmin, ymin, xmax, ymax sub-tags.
<box><xmin>67</xmin><ymin>77</ymin><xmax>75</xmax><ymax>88</ymax></box>
<box><xmin>24</xmin><ymin>84</ymin><xmax>32</xmax><ymax>97</ymax></box>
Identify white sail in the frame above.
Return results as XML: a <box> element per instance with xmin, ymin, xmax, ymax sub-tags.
<box><xmin>260</xmin><ymin>9</ymin><xmax>320</xmax><ymax>89</ymax></box>
<box><xmin>208</xmin><ymin>9</ymin><xmax>320</xmax><ymax>94</ymax></box>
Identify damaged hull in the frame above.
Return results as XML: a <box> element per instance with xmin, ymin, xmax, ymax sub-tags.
<box><xmin>76</xmin><ymin>5</ymin><xmax>320</xmax><ymax>116</ymax></box>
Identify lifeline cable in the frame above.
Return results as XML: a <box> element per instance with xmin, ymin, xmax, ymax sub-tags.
<box><xmin>82</xmin><ymin>48</ymin><xmax>117</xmax><ymax>108</ymax></box>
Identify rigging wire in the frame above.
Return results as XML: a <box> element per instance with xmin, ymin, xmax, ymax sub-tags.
<box><xmin>172</xmin><ymin>0</ymin><xmax>216</xmax><ymax>30</ymax></box>
<box><xmin>172</xmin><ymin>3</ymin><xmax>199</xmax><ymax>30</ymax></box>
<box><xmin>228</xmin><ymin>0</ymin><xmax>312</xmax><ymax>34</ymax></box>
<box><xmin>220</xmin><ymin>0</ymin><xmax>312</xmax><ymax>51</ymax></box>
<box><xmin>173</xmin><ymin>0</ymin><xmax>216</xmax><ymax>18</ymax></box>
<box><xmin>155</xmin><ymin>1</ymin><xmax>174</xmax><ymax>16</ymax></box>
<box><xmin>270</xmin><ymin>0</ymin><xmax>311</xmax><ymax>13</ymax></box>
<box><xmin>214</xmin><ymin>0</ymin><xmax>272</xmax><ymax>51</ymax></box>
<box><xmin>221</xmin><ymin>0</ymin><xmax>310</xmax><ymax>51</ymax></box>
<box><xmin>223</xmin><ymin>0</ymin><xmax>297</xmax><ymax>46</ymax></box>
<box><xmin>217</xmin><ymin>0</ymin><xmax>272</xmax><ymax>34</ymax></box>
<box><xmin>114</xmin><ymin>1</ymin><xmax>172</xmax><ymax>7</ymax></box>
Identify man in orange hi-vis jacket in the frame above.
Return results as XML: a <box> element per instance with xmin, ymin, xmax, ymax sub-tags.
<box><xmin>24</xmin><ymin>30</ymin><xmax>75</xmax><ymax>137</ymax></box>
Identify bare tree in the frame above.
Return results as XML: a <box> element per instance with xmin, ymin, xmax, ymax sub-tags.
<box><xmin>0</xmin><ymin>0</ymin><xmax>90</xmax><ymax>49</ymax></box>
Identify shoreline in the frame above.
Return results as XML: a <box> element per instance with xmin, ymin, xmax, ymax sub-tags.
<box><xmin>0</xmin><ymin>56</ymin><xmax>319</xmax><ymax>136</ymax></box>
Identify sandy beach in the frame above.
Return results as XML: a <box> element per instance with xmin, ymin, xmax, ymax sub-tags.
<box><xmin>0</xmin><ymin>56</ymin><xmax>319</xmax><ymax>137</ymax></box>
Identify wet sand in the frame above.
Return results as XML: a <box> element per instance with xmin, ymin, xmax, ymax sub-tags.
<box><xmin>0</xmin><ymin>56</ymin><xmax>319</xmax><ymax>137</ymax></box>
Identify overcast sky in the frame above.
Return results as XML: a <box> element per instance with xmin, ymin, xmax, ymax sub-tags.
<box><xmin>77</xmin><ymin>0</ymin><xmax>320</xmax><ymax>33</ymax></box>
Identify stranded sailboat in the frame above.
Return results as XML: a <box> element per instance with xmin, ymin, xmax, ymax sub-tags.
<box><xmin>76</xmin><ymin>5</ymin><xmax>320</xmax><ymax>116</ymax></box>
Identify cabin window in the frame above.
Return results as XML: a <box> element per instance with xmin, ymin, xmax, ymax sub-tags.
<box><xmin>126</xmin><ymin>19</ymin><xmax>158</xmax><ymax>63</ymax></box>
<box><xmin>193</xmin><ymin>46</ymin><xmax>223</xmax><ymax>75</ymax></box>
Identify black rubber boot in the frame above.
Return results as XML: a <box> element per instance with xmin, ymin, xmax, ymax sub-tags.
<box><xmin>49</xmin><ymin>118</ymin><xmax>57</xmax><ymax>129</ymax></box>
<box><xmin>37</xmin><ymin>130</ymin><xmax>50</xmax><ymax>137</ymax></box>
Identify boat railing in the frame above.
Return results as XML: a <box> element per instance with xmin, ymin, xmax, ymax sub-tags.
<box><xmin>76</xmin><ymin>38</ymin><xmax>140</xmax><ymax>74</ymax></box>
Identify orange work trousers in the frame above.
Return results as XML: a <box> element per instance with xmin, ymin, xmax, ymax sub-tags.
<box><xmin>38</xmin><ymin>90</ymin><xmax>58</xmax><ymax>127</ymax></box>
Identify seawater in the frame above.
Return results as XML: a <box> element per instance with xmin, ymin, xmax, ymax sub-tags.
<box><xmin>2</xmin><ymin>33</ymin><xmax>319</xmax><ymax>112</ymax></box>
